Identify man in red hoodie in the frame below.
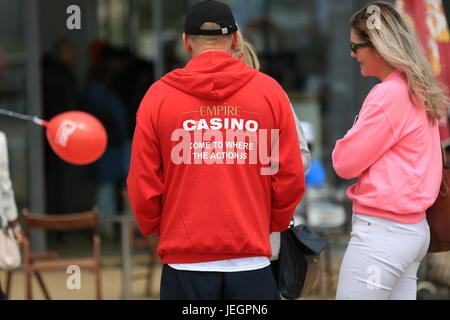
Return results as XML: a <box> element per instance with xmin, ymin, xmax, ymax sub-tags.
<box><xmin>127</xmin><ymin>0</ymin><xmax>305</xmax><ymax>300</ymax></box>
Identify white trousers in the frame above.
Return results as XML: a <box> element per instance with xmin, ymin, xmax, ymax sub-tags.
<box><xmin>336</xmin><ymin>213</ymin><xmax>430</xmax><ymax>300</ymax></box>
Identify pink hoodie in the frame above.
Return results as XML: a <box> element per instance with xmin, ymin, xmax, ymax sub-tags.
<box><xmin>332</xmin><ymin>70</ymin><xmax>442</xmax><ymax>224</ymax></box>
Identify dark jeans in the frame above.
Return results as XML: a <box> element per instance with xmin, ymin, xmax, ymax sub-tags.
<box><xmin>160</xmin><ymin>264</ymin><xmax>281</xmax><ymax>300</ymax></box>
<box><xmin>270</xmin><ymin>259</ymin><xmax>280</xmax><ymax>289</ymax></box>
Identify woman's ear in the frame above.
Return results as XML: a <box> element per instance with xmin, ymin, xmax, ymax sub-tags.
<box><xmin>182</xmin><ymin>33</ymin><xmax>193</xmax><ymax>55</ymax></box>
<box><xmin>238</xmin><ymin>51</ymin><xmax>245</xmax><ymax>61</ymax></box>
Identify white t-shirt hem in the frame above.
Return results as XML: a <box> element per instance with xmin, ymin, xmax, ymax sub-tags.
<box><xmin>169</xmin><ymin>257</ymin><xmax>270</xmax><ymax>272</ymax></box>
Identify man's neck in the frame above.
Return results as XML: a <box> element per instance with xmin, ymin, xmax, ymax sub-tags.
<box><xmin>192</xmin><ymin>48</ymin><xmax>231</xmax><ymax>57</ymax></box>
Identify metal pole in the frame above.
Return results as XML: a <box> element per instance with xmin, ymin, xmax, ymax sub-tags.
<box><xmin>127</xmin><ymin>0</ymin><xmax>137</xmax><ymax>52</ymax></box>
<box><xmin>152</xmin><ymin>0</ymin><xmax>164</xmax><ymax>79</ymax></box>
<box><xmin>121</xmin><ymin>216</ymin><xmax>131</xmax><ymax>299</ymax></box>
<box><xmin>24</xmin><ymin>0</ymin><xmax>46</xmax><ymax>253</ymax></box>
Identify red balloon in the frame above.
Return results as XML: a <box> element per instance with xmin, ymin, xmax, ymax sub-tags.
<box><xmin>45</xmin><ymin>111</ymin><xmax>108</xmax><ymax>165</ymax></box>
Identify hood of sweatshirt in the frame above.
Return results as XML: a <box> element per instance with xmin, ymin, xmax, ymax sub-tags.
<box><xmin>161</xmin><ymin>51</ymin><xmax>258</xmax><ymax>101</ymax></box>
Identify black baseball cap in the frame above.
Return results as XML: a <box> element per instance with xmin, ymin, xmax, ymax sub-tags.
<box><xmin>184</xmin><ymin>0</ymin><xmax>238</xmax><ymax>36</ymax></box>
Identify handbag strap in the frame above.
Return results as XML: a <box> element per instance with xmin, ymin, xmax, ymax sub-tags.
<box><xmin>442</xmin><ymin>145</ymin><xmax>449</xmax><ymax>169</ymax></box>
<box><xmin>439</xmin><ymin>145</ymin><xmax>449</xmax><ymax>196</ymax></box>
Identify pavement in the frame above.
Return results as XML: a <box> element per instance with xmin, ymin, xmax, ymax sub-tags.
<box><xmin>3</xmin><ymin>254</ymin><xmax>163</xmax><ymax>300</ymax></box>
<box><xmin>2</xmin><ymin>234</ymin><xmax>349</xmax><ymax>300</ymax></box>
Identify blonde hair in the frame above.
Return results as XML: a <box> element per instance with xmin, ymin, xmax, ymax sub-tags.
<box><xmin>350</xmin><ymin>1</ymin><xmax>448</xmax><ymax>122</ymax></box>
<box><xmin>234</xmin><ymin>32</ymin><xmax>261</xmax><ymax>70</ymax></box>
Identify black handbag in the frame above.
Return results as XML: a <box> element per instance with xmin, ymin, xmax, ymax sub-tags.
<box><xmin>277</xmin><ymin>223</ymin><xmax>328</xmax><ymax>299</ymax></box>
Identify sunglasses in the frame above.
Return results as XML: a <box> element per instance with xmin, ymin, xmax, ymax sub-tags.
<box><xmin>350</xmin><ymin>42</ymin><xmax>372</xmax><ymax>54</ymax></box>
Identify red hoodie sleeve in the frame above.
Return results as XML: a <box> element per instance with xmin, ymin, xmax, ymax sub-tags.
<box><xmin>127</xmin><ymin>95</ymin><xmax>164</xmax><ymax>237</ymax></box>
<box><xmin>269</xmin><ymin>93</ymin><xmax>306</xmax><ymax>232</ymax></box>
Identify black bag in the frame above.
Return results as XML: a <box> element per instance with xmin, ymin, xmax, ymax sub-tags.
<box><xmin>277</xmin><ymin>224</ymin><xmax>328</xmax><ymax>299</ymax></box>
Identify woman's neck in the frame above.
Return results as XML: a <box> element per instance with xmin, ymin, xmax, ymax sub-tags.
<box><xmin>379</xmin><ymin>65</ymin><xmax>396</xmax><ymax>81</ymax></box>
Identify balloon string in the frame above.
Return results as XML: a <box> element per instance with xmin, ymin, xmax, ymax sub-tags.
<box><xmin>0</xmin><ymin>108</ymin><xmax>46</xmax><ymax>127</ymax></box>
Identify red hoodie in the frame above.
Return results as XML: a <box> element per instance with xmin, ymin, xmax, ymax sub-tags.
<box><xmin>127</xmin><ymin>51</ymin><xmax>305</xmax><ymax>264</ymax></box>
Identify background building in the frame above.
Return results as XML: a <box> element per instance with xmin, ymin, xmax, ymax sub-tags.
<box><xmin>1</xmin><ymin>0</ymin><xmax>449</xmax><ymax>300</ymax></box>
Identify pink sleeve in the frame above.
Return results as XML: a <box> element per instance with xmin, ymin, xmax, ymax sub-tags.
<box><xmin>332</xmin><ymin>104</ymin><xmax>397</xmax><ymax>180</ymax></box>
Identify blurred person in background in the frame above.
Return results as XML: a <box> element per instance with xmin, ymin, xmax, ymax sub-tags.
<box><xmin>80</xmin><ymin>45</ymin><xmax>129</xmax><ymax>237</ymax></box>
<box><xmin>109</xmin><ymin>47</ymin><xmax>155</xmax><ymax>138</ymax></box>
<box><xmin>300</xmin><ymin>121</ymin><xmax>326</xmax><ymax>189</ymax></box>
<box><xmin>42</xmin><ymin>38</ymin><xmax>78</xmax><ymax>121</ymax></box>
<box><xmin>42</xmin><ymin>38</ymin><xmax>90</xmax><ymax>215</ymax></box>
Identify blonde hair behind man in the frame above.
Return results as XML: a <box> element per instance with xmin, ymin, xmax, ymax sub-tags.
<box><xmin>234</xmin><ymin>32</ymin><xmax>261</xmax><ymax>71</ymax></box>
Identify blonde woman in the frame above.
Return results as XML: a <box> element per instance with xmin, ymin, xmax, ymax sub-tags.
<box><xmin>333</xmin><ymin>1</ymin><xmax>447</xmax><ymax>300</ymax></box>
<box><xmin>234</xmin><ymin>37</ymin><xmax>261</xmax><ymax>71</ymax></box>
